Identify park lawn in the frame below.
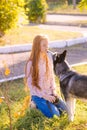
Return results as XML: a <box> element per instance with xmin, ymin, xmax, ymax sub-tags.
<box><xmin>48</xmin><ymin>3</ymin><xmax>87</xmax><ymax>15</ymax></box>
<box><xmin>56</xmin><ymin>20</ymin><xmax>87</xmax><ymax>26</ymax></box>
<box><xmin>72</xmin><ymin>64</ymin><xmax>87</xmax><ymax>75</ymax></box>
<box><xmin>71</xmin><ymin>20</ymin><xmax>87</xmax><ymax>25</ymax></box>
<box><xmin>0</xmin><ymin>25</ymin><xmax>82</xmax><ymax>46</ymax></box>
<box><xmin>0</xmin><ymin>64</ymin><xmax>87</xmax><ymax>130</ymax></box>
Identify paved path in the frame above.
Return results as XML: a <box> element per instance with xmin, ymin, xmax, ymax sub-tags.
<box><xmin>47</xmin><ymin>14</ymin><xmax>87</xmax><ymax>23</ymax></box>
<box><xmin>46</xmin><ymin>14</ymin><xmax>87</xmax><ymax>27</ymax></box>
<box><xmin>0</xmin><ymin>43</ymin><xmax>87</xmax><ymax>81</ymax></box>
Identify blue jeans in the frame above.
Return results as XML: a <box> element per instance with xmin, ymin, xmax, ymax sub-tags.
<box><xmin>32</xmin><ymin>95</ymin><xmax>67</xmax><ymax>118</ymax></box>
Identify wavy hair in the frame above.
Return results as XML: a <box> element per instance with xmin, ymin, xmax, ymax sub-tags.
<box><xmin>25</xmin><ymin>34</ymin><xmax>49</xmax><ymax>89</ymax></box>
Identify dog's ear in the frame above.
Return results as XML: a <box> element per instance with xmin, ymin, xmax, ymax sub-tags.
<box><xmin>60</xmin><ymin>50</ymin><xmax>67</xmax><ymax>61</ymax></box>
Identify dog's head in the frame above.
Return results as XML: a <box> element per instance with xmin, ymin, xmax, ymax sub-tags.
<box><xmin>52</xmin><ymin>50</ymin><xmax>70</xmax><ymax>76</ymax></box>
<box><xmin>53</xmin><ymin>50</ymin><xmax>67</xmax><ymax>64</ymax></box>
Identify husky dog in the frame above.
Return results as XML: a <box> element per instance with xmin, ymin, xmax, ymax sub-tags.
<box><xmin>52</xmin><ymin>50</ymin><xmax>87</xmax><ymax>121</ymax></box>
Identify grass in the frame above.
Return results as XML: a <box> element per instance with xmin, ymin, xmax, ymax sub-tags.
<box><xmin>0</xmin><ymin>64</ymin><xmax>87</xmax><ymax>130</ymax></box>
<box><xmin>48</xmin><ymin>3</ymin><xmax>87</xmax><ymax>15</ymax></box>
<box><xmin>55</xmin><ymin>20</ymin><xmax>87</xmax><ymax>27</ymax></box>
<box><xmin>73</xmin><ymin>64</ymin><xmax>87</xmax><ymax>75</ymax></box>
<box><xmin>0</xmin><ymin>25</ymin><xmax>82</xmax><ymax>46</ymax></box>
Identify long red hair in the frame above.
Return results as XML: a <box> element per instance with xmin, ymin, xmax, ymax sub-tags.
<box><xmin>25</xmin><ymin>34</ymin><xmax>49</xmax><ymax>89</ymax></box>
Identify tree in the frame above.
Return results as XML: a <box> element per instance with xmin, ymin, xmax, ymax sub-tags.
<box><xmin>0</xmin><ymin>0</ymin><xmax>25</xmax><ymax>37</ymax></box>
<box><xmin>67</xmin><ymin>0</ymin><xmax>72</xmax><ymax>5</ymax></box>
<box><xmin>72</xmin><ymin>0</ymin><xmax>76</xmax><ymax>9</ymax></box>
<box><xmin>67</xmin><ymin>0</ymin><xmax>81</xmax><ymax>8</ymax></box>
<box><xmin>25</xmin><ymin>0</ymin><xmax>48</xmax><ymax>23</ymax></box>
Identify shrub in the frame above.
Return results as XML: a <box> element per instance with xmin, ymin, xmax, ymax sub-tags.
<box><xmin>13</xmin><ymin>108</ymin><xmax>68</xmax><ymax>130</ymax></box>
<box><xmin>0</xmin><ymin>0</ymin><xmax>25</xmax><ymax>36</ymax></box>
<box><xmin>79</xmin><ymin>0</ymin><xmax>87</xmax><ymax>10</ymax></box>
<box><xmin>25</xmin><ymin>0</ymin><xmax>48</xmax><ymax>23</ymax></box>
<box><xmin>13</xmin><ymin>109</ymin><xmax>46</xmax><ymax>130</ymax></box>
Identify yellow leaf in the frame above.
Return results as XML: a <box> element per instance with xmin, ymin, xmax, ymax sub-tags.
<box><xmin>2</xmin><ymin>61</ymin><xmax>11</xmax><ymax>76</ymax></box>
<box><xmin>5</xmin><ymin>67</ymin><xmax>10</xmax><ymax>76</ymax></box>
<box><xmin>14</xmin><ymin>112</ymin><xmax>20</xmax><ymax>118</ymax></box>
<box><xmin>0</xmin><ymin>98</ymin><xmax>3</xmax><ymax>103</ymax></box>
<box><xmin>14</xmin><ymin>113</ymin><xmax>19</xmax><ymax>118</ymax></box>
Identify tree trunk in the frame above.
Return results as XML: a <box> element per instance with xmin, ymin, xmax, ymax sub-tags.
<box><xmin>72</xmin><ymin>0</ymin><xmax>76</xmax><ymax>9</ymax></box>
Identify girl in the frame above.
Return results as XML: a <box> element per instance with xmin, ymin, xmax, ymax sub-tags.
<box><xmin>25</xmin><ymin>34</ymin><xmax>67</xmax><ymax>118</ymax></box>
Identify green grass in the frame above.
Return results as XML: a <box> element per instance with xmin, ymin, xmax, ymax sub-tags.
<box><xmin>73</xmin><ymin>64</ymin><xmax>87</xmax><ymax>75</ymax></box>
<box><xmin>0</xmin><ymin>25</ymin><xmax>82</xmax><ymax>46</ymax></box>
<box><xmin>48</xmin><ymin>3</ymin><xmax>87</xmax><ymax>15</ymax></box>
<box><xmin>0</xmin><ymin>64</ymin><xmax>87</xmax><ymax>130</ymax></box>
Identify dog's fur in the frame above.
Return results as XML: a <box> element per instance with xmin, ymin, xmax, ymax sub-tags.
<box><xmin>52</xmin><ymin>50</ymin><xmax>87</xmax><ymax>121</ymax></box>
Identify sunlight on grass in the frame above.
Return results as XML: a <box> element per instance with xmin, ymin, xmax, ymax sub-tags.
<box><xmin>59</xmin><ymin>20</ymin><xmax>87</xmax><ymax>26</ymax></box>
<box><xmin>48</xmin><ymin>3</ymin><xmax>87</xmax><ymax>14</ymax></box>
<box><xmin>72</xmin><ymin>64</ymin><xmax>87</xmax><ymax>75</ymax></box>
<box><xmin>0</xmin><ymin>25</ymin><xmax>82</xmax><ymax>46</ymax></box>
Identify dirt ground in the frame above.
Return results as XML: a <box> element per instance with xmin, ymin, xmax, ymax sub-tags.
<box><xmin>0</xmin><ymin>42</ymin><xmax>87</xmax><ymax>81</ymax></box>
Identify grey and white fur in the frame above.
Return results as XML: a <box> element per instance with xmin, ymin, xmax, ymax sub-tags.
<box><xmin>50</xmin><ymin>50</ymin><xmax>87</xmax><ymax>121</ymax></box>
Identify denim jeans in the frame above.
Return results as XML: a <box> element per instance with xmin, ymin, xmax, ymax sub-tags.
<box><xmin>32</xmin><ymin>95</ymin><xmax>67</xmax><ymax>118</ymax></box>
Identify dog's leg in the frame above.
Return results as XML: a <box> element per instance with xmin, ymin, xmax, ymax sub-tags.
<box><xmin>66</xmin><ymin>97</ymin><xmax>75</xmax><ymax>122</ymax></box>
<box><xmin>71</xmin><ymin>98</ymin><xmax>76</xmax><ymax>116</ymax></box>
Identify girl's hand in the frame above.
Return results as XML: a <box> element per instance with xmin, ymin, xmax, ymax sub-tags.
<box><xmin>52</xmin><ymin>90</ymin><xmax>58</xmax><ymax>98</ymax></box>
<box><xmin>44</xmin><ymin>95</ymin><xmax>56</xmax><ymax>103</ymax></box>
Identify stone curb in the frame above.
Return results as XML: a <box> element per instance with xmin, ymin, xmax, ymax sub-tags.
<box><xmin>0</xmin><ymin>62</ymin><xmax>87</xmax><ymax>83</ymax></box>
<box><xmin>0</xmin><ymin>74</ymin><xmax>25</xmax><ymax>83</ymax></box>
<box><xmin>46</xmin><ymin>22</ymin><xmax>87</xmax><ymax>27</ymax></box>
<box><xmin>0</xmin><ymin>37</ymin><xmax>87</xmax><ymax>54</ymax></box>
<box><xmin>48</xmin><ymin>13</ymin><xmax>87</xmax><ymax>16</ymax></box>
